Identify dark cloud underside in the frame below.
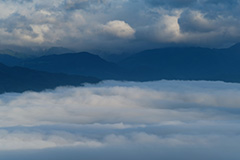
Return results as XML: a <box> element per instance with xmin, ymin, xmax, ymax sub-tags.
<box><xmin>0</xmin><ymin>0</ymin><xmax>239</xmax><ymax>52</ymax></box>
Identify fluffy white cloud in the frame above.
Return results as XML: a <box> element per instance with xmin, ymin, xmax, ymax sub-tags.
<box><xmin>102</xmin><ymin>20</ymin><xmax>135</xmax><ymax>39</ymax></box>
<box><xmin>1</xmin><ymin>80</ymin><xmax>240</xmax><ymax>127</ymax></box>
<box><xmin>1</xmin><ymin>81</ymin><xmax>240</xmax><ymax>125</ymax></box>
<box><xmin>0</xmin><ymin>130</ymin><xmax>103</xmax><ymax>150</ymax></box>
<box><xmin>0</xmin><ymin>80</ymin><xmax>240</xmax><ymax>159</ymax></box>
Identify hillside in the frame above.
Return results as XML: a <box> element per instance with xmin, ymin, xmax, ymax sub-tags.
<box><xmin>0</xmin><ymin>63</ymin><xmax>100</xmax><ymax>93</ymax></box>
<box><xmin>119</xmin><ymin>45</ymin><xmax>240</xmax><ymax>82</ymax></box>
<box><xmin>19</xmin><ymin>52</ymin><xmax>123</xmax><ymax>79</ymax></box>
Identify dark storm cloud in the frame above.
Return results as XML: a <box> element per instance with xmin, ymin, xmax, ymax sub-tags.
<box><xmin>64</xmin><ymin>0</ymin><xmax>90</xmax><ymax>10</ymax></box>
<box><xmin>146</xmin><ymin>0</ymin><xmax>239</xmax><ymax>7</ymax></box>
<box><xmin>205</xmin><ymin>0</ymin><xmax>239</xmax><ymax>5</ymax></box>
<box><xmin>1</xmin><ymin>0</ymin><xmax>34</xmax><ymax>3</ymax></box>
<box><xmin>0</xmin><ymin>13</ymin><xmax>31</xmax><ymax>32</ymax></box>
<box><xmin>178</xmin><ymin>10</ymin><xmax>216</xmax><ymax>33</ymax></box>
<box><xmin>0</xmin><ymin>0</ymin><xmax>240</xmax><ymax>52</ymax></box>
<box><xmin>145</xmin><ymin>0</ymin><xmax>197</xmax><ymax>8</ymax></box>
<box><xmin>64</xmin><ymin>0</ymin><xmax>108</xmax><ymax>10</ymax></box>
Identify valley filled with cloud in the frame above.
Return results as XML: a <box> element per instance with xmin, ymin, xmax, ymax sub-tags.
<box><xmin>0</xmin><ymin>80</ymin><xmax>240</xmax><ymax>159</ymax></box>
<box><xmin>0</xmin><ymin>1</ymin><xmax>240</xmax><ymax>160</ymax></box>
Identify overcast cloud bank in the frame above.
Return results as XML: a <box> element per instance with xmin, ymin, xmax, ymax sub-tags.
<box><xmin>0</xmin><ymin>0</ymin><xmax>240</xmax><ymax>52</ymax></box>
<box><xmin>0</xmin><ymin>80</ymin><xmax>240</xmax><ymax>159</ymax></box>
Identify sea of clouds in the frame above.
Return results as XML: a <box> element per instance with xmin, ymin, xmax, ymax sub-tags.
<box><xmin>0</xmin><ymin>80</ymin><xmax>240</xmax><ymax>160</ymax></box>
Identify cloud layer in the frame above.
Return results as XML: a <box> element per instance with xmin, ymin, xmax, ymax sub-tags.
<box><xmin>0</xmin><ymin>80</ymin><xmax>240</xmax><ymax>159</ymax></box>
<box><xmin>0</xmin><ymin>0</ymin><xmax>240</xmax><ymax>53</ymax></box>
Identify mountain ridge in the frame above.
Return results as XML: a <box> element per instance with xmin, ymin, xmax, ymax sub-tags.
<box><xmin>0</xmin><ymin>63</ymin><xmax>100</xmax><ymax>94</ymax></box>
<box><xmin>19</xmin><ymin>52</ymin><xmax>123</xmax><ymax>79</ymax></box>
<box><xmin>0</xmin><ymin>43</ymin><xmax>240</xmax><ymax>86</ymax></box>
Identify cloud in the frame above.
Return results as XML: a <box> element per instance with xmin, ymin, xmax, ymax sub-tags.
<box><xmin>1</xmin><ymin>80</ymin><xmax>240</xmax><ymax>127</ymax></box>
<box><xmin>145</xmin><ymin>0</ymin><xmax>197</xmax><ymax>8</ymax></box>
<box><xmin>64</xmin><ymin>0</ymin><xmax>90</xmax><ymax>10</ymax></box>
<box><xmin>0</xmin><ymin>0</ymin><xmax>240</xmax><ymax>52</ymax></box>
<box><xmin>178</xmin><ymin>10</ymin><xmax>216</xmax><ymax>33</ymax></box>
<box><xmin>0</xmin><ymin>80</ymin><xmax>240</xmax><ymax>159</ymax></box>
<box><xmin>0</xmin><ymin>130</ymin><xmax>103</xmax><ymax>150</ymax></box>
<box><xmin>102</xmin><ymin>20</ymin><xmax>135</xmax><ymax>39</ymax></box>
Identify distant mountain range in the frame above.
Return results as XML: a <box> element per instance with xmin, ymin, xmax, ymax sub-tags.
<box><xmin>0</xmin><ymin>43</ymin><xmax>240</xmax><ymax>93</ymax></box>
<box><xmin>119</xmin><ymin>43</ymin><xmax>240</xmax><ymax>81</ymax></box>
<box><xmin>0</xmin><ymin>54</ymin><xmax>22</xmax><ymax>66</ymax></box>
<box><xmin>0</xmin><ymin>63</ymin><xmax>100</xmax><ymax>94</ymax></box>
<box><xmin>0</xmin><ymin>47</ymin><xmax>75</xmax><ymax>58</ymax></box>
<box><xmin>19</xmin><ymin>52</ymin><xmax>123</xmax><ymax>79</ymax></box>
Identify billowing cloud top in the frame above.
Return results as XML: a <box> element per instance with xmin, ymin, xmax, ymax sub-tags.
<box><xmin>0</xmin><ymin>0</ymin><xmax>240</xmax><ymax>52</ymax></box>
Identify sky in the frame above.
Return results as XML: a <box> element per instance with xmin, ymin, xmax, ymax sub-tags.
<box><xmin>1</xmin><ymin>1</ymin><xmax>240</xmax><ymax>159</ymax></box>
<box><xmin>0</xmin><ymin>0</ymin><xmax>240</xmax><ymax>53</ymax></box>
<box><xmin>0</xmin><ymin>80</ymin><xmax>240</xmax><ymax>160</ymax></box>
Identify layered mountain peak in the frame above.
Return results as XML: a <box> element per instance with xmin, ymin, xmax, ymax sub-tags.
<box><xmin>229</xmin><ymin>42</ymin><xmax>240</xmax><ymax>51</ymax></box>
<box><xmin>19</xmin><ymin>52</ymin><xmax>121</xmax><ymax>79</ymax></box>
